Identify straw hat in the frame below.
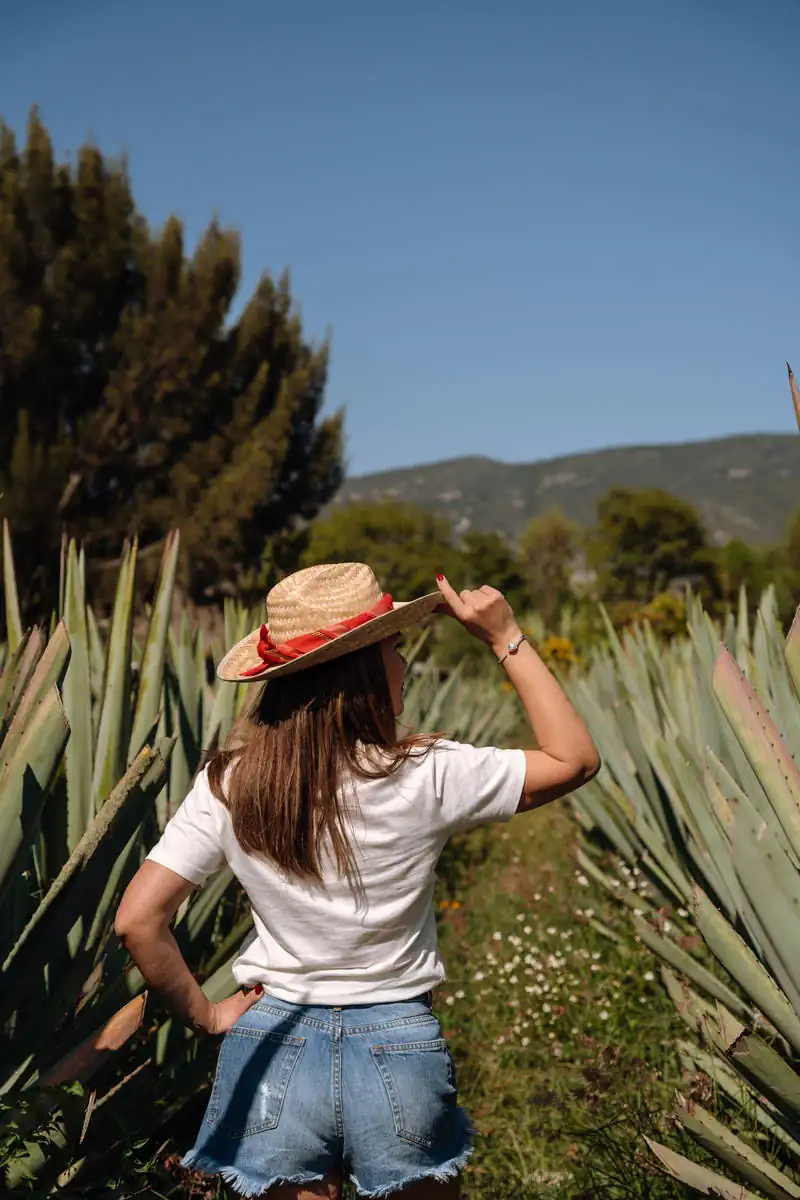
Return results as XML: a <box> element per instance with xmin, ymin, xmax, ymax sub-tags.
<box><xmin>217</xmin><ymin>562</ymin><xmax>442</xmax><ymax>683</ymax></box>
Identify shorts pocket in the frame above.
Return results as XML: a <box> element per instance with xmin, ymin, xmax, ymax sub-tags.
<box><xmin>371</xmin><ymin>1037</ymin><xmax>457</xmax><ymax>1147</ymax></box>
<box><xmin>207</xmin><ymin>1028</ymin><xmax>305</xmax><ymax>1139</ymax></box>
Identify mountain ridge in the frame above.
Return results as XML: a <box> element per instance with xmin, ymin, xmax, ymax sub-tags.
<box><xmin>332</xmin><ymin>433</ymin><xmax>799</xmax><ymax>546</ymax></box>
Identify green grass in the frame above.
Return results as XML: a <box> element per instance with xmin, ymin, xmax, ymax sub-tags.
<box><xmin>432</xmin><ymin>802</ymin><xmax>693</xmax><ymax>1199</ymax></box>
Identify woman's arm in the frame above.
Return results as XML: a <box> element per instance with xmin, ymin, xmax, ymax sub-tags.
<box><xmin>115</xmin><ymin>861</ymin><xmax>261</xmax><ymax>1033</ymax></box>
<box><xmin>436</xmin><ymin>576</ymin><xmax>601</xmax><ymax>812</ymax></box>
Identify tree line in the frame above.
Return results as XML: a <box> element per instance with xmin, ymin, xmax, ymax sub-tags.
<box><xmin>303</xmin><ymin>490</ymin><xmax>800</xmax><ymax>641</ymax></box>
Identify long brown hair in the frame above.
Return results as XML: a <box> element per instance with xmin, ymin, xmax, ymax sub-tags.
<box><xmin>207</xmin><ymin>641</ymin><xmax>433</xmax><ymax>882</ymax></box>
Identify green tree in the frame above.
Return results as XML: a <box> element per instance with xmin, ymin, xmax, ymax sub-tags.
<box><xmin>460</xmin><ymin>530</ymin><xmax>528</xmax><ymax>609</ymax></box>
<box><xmin>427</xmin><ymin>530</ymin><xmax>527</xmax><ymax>671</ymax></box>
<box><xmin>587</xmin><ymin>487</ymin><xmax>720</xmax><ymax>604</ymax></box>
<box><xmin>303</xmin><ymin>500</ymin><xmax>459</xmax><ymax>599</ymax></box>
<box><xmin>0</xmin><ymin>109</ymin><xmax>343</xmax><ymax>611</ymax></box>
<box><xmin>518</xmin><ymin>507</ymin><xmax>580</xmax><ymax>623</ymax></box>
<box><xmin>718</xmin><ymin>538</ymin><xmax>771</xmax><ymax>606</ymax></box>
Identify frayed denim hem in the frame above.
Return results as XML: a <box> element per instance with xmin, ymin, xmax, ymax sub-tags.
<box><xmin>180</xmin><ymin>1150</ymin><xmax>327</xmax><ymax>1197</ymax></box>
<box><xmin>350</xmin><ymin>1144</ymin><xmax>473</xmax><ymax>1198</ymax></box>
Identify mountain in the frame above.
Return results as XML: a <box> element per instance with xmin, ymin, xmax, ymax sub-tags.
<box><xmin>332</xmin><ymin>434</ymin><xmax>799</xmax><ymax>546</ymax></box>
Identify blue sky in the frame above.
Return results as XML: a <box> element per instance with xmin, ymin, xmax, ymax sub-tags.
<box><xmin>2</xmin><ymin>0</ymin><xmax>799</xmax><ymax>475</ymax></box>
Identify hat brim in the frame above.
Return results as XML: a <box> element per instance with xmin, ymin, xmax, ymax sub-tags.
<box><xmin>217</xmin><ymin>591</ymin><xmax>443</xmax><ymax>683</ymax></box>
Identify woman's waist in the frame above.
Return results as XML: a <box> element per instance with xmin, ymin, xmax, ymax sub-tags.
<box><xmin>247</xmin><ymin>988</ymin><xmax>436</xmax><ymax>1030</ymax></box>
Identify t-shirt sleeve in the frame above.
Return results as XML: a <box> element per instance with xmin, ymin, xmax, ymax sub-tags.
<box><xmin>431</xmin><ymin>740</ymin><xmax>526</xmax><ymax>834</ymax></box>
<box><xmin>145</xmin><ymin>768</ymin><xmax>228</xmax><ymax>886</ymax></box>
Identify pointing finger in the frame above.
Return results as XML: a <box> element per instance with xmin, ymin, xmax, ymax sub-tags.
<box><xmin>436</xmin><ymin>574</ymin><xmax>469</xmax><ymax>619</ymax></box>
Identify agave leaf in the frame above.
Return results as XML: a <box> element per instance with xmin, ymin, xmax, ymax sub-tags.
<box><xmin>713</xmin><ymin>645</ymin><xmax>800</xmax><ymax>862</ymax></box>
<box><xmin>38</xmin><ymin>994</ymin><xmax>148</xmax><ymax>1087</ymax></box>
<box><xmin>0</xmin><ymin>687</ymin><xmax>70</xmax><ymax>907</ymax></box>
<box><xmin>1</xmin><ymin>628</ymin><xmax>44</xmax><ymax>732</ymax></box>
<box><xmin>62</xmin><ymin>542</ymin><xmax>95</xmax><ymax>854</ymax></box>
<box><xmin>574</xmin><ymin>788</ymin><xmax>639</xmax><ymax>866</ymax></box>
<box><xmin>633</xmin><ymin>916</ymin><xmax>750</xmax><ymax>1020</ymax></box>
<box><xmin>784</xmin><ymin>602</ymin><xmax>800</xmax><ymax>705</ymax></box>
<box><xmin>200</xmin><ymin>913</ymin><xmax>254</xmax><ymax>981</ymax></box>
<box><xmin>0</xmin><ymin>629</ymin><xmax>38</xmax><ymax>727</ymax></box>
<box><xmin>92</xmin><ymin>541</ymin><xmax>137</xmax><ymax>811</ymax></box>
<box><xmin>727</xmin><ymin>788</ymin><xmax>800</xmax><ymax>1002</ymax></box>
<box><xmin>86</xmin><ymin>602</ymin><xmax>106</xmax><ymax>739</ymax></box>
<box><xmin>674</xmin><ymin>1095</ymin><xmax>800</xmax><ymax>1200</ymax></box>
<box><xmin>0</xmin><ymin>744</ymin><xmax>171</xmax><ymax>1026</ymax></box>
<box><xmin>736</xmin><ymin>584</ymin><xmax>750</xmax><ymax>659</ymax></box>
<box><xmin>645</xmin><ymin>1137</ymin><xmax>762</xmax><ymax>1199</ymax></box>
<box><xmin>0</xmin><ymin>623</ymin><xmax>70</xmax><ymax>781</ymax></box>
<box><xmin>174</xmin><ymin>866</ymin><xmax>234</xmax><ymax>945</ymax></box>
<box><xmin>727</xmin><ymin>1030</ymin><xmax>800</xmax><ymax>1122</ymax></box>
<box><xmin>661</xmin><ymin>965</ymin><xmax>728</xmax><ymax>1037</ymax></box>
<box><xmin>2</xmin><ymin>518</ymin><xmax>22</xmax><ymax>652</ymax></box>
<box><xmin>201</xmin><ymin>955</ymin><xmax>238</xmax><ymax>1003</ymax></box>
<box><xmin>693</xmin><ymin>886</ymin><xmax>800</xmax><ymax>1055</ymax></box>
<box><xmin>129</xmin><ymin>532</ymin><xmax>180</xmax><ymax>760</ymax></box>
<box><xmin>655</xmin><ymin>732</ymin><xmax>738</xmax><ymax>918</ymax></box>
<box><xmin>708</xmin><ymin>1001</ymin><xmax>747</xmax><ymax>1051</ymax></box>
<box><xmin>638</xmin><ymin>849</ymin><xmax>689</xmax><ymax>908</ymax></box>
<box><xmin>204</xmin><ymin>673</ymin><xmax>239</xmax><ymax>753</ymax></box>
<box><xmin>679</xmin><ymin>1040</ymin><xmax>800</xmax><ymax>1161</ymax></box>
<box><xmin>165</xmin><ymin>667</ymin><xmax>198</xmax><ymax>819</ymax></box>
<box><xmin>788</xmin><ymin>362</ymin><xmax>800</xmax><ymax>431</ymax></box>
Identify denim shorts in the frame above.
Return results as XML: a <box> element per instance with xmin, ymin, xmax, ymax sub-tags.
<box><xmin>181</xmin><ymin>992</ymin><xmax>473</xmax><ymax>1197</ymax></box>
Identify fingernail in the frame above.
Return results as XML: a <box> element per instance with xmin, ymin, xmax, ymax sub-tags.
<box><xmin>254</xmin><ymin>983</ymin><xmax>264</xmax><ymax>996</ymax></box>
<box><xmin>436</xmin><ymin>573</ymin><xmax>444</xmax><ymax>581</ymax></box>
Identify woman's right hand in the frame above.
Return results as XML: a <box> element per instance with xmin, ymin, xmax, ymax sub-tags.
<box><xmin>435</xmin><ymin>575</ymin><xmax>521</xmax><ymax>654</ymax></box>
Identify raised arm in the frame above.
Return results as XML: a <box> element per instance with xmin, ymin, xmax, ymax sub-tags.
<box><xmin>436</xmin><ymin>575</ymin><xmax>600</xmax><ymax>812</ymax></box>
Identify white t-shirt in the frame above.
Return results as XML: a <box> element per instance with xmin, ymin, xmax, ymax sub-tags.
<box><xmin>145</xmin><ymin>739</ymin><xmax>526</xmax><ymax>1005</ymax></box>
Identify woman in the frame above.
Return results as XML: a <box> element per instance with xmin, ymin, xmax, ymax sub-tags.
<box><xmin>115</xmin><ymin>562</ymin><xmax>600</xmax><ymax>1199</ymax></box>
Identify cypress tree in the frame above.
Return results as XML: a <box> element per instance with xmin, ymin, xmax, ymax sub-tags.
<box><xmin>0</xmin><ymin>109</ymin><xmax>343</xmax><ymax>611</ymax></box>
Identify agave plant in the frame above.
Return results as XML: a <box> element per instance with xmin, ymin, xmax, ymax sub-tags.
<box><xmin>0</xmin><ymin>527</ymin><xmax>261</xmax><ymax>1191</ymax></box>
<box><xmin>568</xmin><ymin>413</ymin><xmax>800</xmax><ymax>1200</ymax></box>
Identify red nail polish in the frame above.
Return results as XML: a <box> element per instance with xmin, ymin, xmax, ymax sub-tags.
<box><xmin>254</xmin><ymin>983</ymin><xmax>264</xmax><ymax>996</ymax></box>
<box><xmin>436</xmin><ymin>573</ymin><xmax>444</xmax><ymax>581</ymax></box>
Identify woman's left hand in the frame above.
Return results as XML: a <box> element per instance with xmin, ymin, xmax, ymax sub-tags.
<box><xmin>201</xmin><ymin>985</ymin><xmax>264</xmax><ymax>1035</ymax></box>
